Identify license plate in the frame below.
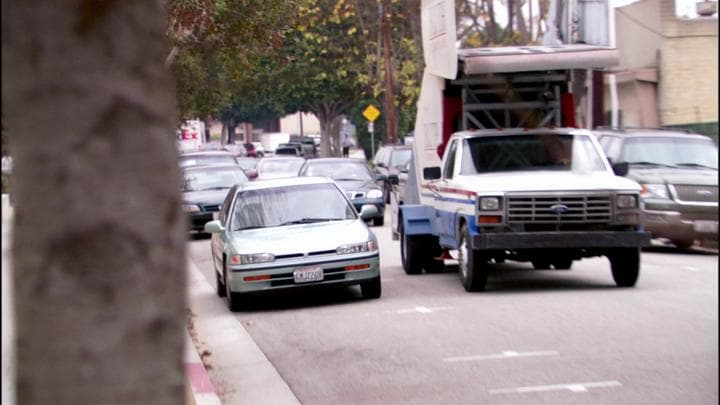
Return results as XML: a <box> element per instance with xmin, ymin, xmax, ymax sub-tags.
<box><xmin>293</xmin><ymin>267</ymin><xmax>324</xmax><ymax>283</ymax></box>
<box><xmin>693</xmin><ymin>220</ymin><xmax>718</xmax><ymax>233</ymax></box>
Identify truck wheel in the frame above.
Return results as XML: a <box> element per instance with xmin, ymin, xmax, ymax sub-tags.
<box><xmin>457</xmin><ymin>224</ymin><xmax>488</xmax><ymax>291</ymax></box>
<box><xmin>552</xmin><ymin>258</ymin><xmax>573</xmax><ymax>270</ymax></box>
<box><xmin>608</xmin><ymin>248</ymin><xmax>640</xmax><ymax>287</ymax></box>
<box><xmin>360</xmin><ymin>276</ymin><xmax>382</xmax><ymax>299</ymax></box>
<box><xmin>373</xmin><ymin>215</ymin><xmax>385</xmax><ymax>226</ymax></box>
<box><xmin>531</xmin><ymin>260</ymin><xmax>551</xmax><ymax>269</ymax></box>
<box><xmin>400</xmin><ymin>221</ymin><xmax>423</xmax><ymax>274</ymax></box>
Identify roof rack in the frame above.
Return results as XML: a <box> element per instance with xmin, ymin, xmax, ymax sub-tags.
<box><xmin>594</xmin><ymin>126</ymin><xmax>692</xmax><ymax>133</ymax></box>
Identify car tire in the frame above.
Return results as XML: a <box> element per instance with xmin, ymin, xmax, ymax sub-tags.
<box><xmin>457</xmin><ymin>223</ymin><xmax>488</xmax><ymax>292</ymax></box>
<box><xmin>224</xmin><ymin>264</ymin><xmax>244</xmax><ymax>312</ymax></box>
<box><xmin>531</xmin><ymin>260</ymin><xmax>551</xmax><ymax>269</ymax></box>
<box><xmin>608</xmin><ymin>247</ymin><xmax>640</xmax><ymax>287</ymax></box>
<box><xmin>672</xmin><ymin>239</ymin><xmax>693</xmax><ymax>249</ymax></box>
<box><xmin>216</xmin><ymin>269</ymin><xmax>227</xmax><ymax>297</ymax></box>
<box><xmin>400</xmin><ymin>220</ymin><xmax>422</xmax><ymax>275</ymax></box>
<box><xmin>552</xmin><ymin>258</ymin><xmax>573</xmax><ymax>270</ymax></box>
<box><xmin>360</xmin><ymin>276</ymin><xmax>382</xmax><ymax>299</ymax></box>
<box><xmin>373</xmin><ymin>215</ymin><xmax>385</xmax><ymax>227</ymax></box>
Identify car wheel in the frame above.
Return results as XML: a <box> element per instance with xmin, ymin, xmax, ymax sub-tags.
<box><xmin>216</xmin><ymin>268</ymin><xmax>227</xmax><ymax>298</ymax></box>
<box><xmin>360</xmin><ymin>276</ymin><xmax>381</xmax><ymax>299</ymax></box>
<box><xmin>457</xmin><ymin>223</ymin><xmax>488</xmax><ymax>291</ymax></box>
<box><xmin>224</xmin><ymin>264</ymin><xmax>244</xmax><ymax>311</ymax></box>
<box><xmin>608</xmin><ymin>247</ymin><xmax>640</xmax><ymax>287</ymax></box>
<box><xmin>400</xmin><ymin>220</ymin><xmax>422</xmax><ymax>275</ymax></box>
<box><xmin>671</xmin><ymin>239</ymin><xmax>693</xmax><ymax>249</ymax></box>
<box><xmin>552</xmin><ymin>258</ymin><xmax>573</xmax><ymax>270</ymax></box>
<box><xmin>373</xmin><ymin>215</ymin><xmax>384</xmax><ymax>227</ymax></box>
<box><xmin>531</xmin><ymin>260</ymin><xmax>551</xmax><ymax>269</ymax></box>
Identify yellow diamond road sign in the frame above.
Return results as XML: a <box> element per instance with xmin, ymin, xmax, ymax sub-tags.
<box><xmin>362</xmin><ymin>104</ymin><xmax>381</xmax><ymax>122</ymax></box>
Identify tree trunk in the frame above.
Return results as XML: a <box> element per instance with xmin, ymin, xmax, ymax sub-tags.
<box><xmin>381</xmin><ymin>0</ymin><xmax>398</xmax><ymax>145</ymax></box>
<box><xmin>2</xmin><ymin>2</ymin><xmax>186</xmax><ymax>404</ymax></box>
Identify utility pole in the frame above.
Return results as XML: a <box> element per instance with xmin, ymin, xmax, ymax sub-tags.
<box><xmin>381</xmin><ymin>0</ymin><xmax>398</xmax><ymax>144</ymax></box>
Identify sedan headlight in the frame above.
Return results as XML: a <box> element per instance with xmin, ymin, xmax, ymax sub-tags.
<box><xmin>479</xmin><ymin>197</ymin><xmax>500</xmax><ymax>211</ymax></box>
<box><xmin>367</xmin><ymin>189</ymin><xmax>383</xmax><ymax>199</ymax></box>
<box><xmin>336</xmin><ymin>241</ymin><xmax>378</xmax><ymax>255</ymax></box>
<box><xmin>640</xmin><ymin>184</ymin><xmax>670</xmax><ymax>200</ymax></box>
<box><xmin>231</xmin><ymin>253</ymin><xmax>275</xmax><ymax>265</ymax></box>
<box><xmin>616</xmin><ymin>194</ymin><xmax>638</xmax><ymax>209</ymax></box>
<box><xmin>182</xmin><ymin>204</ymin><xmax>201</xmax><ymax>213</ymax></box>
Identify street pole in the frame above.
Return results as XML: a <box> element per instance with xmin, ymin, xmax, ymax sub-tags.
<box><xmin>369</xmin><ymin>122</ymin><xmax>375</xmax><ymax>158</ymax></box>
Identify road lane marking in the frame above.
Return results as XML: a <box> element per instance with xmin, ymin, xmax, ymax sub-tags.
<box><xmin>444</xmin><ymin>350</ymin><xmax>558</xmax><ymax>362</ymax></box>
<box><xmin>388</xmin><ymin>306</ymin><xmax>453</xmax><ymax>315</ymax></box>
<box><xmin>684</xmin><ymin>266</ymin><xmax>700</xmax><ymax>272</ymax></box>
<box><xmin>489</xmin><ymin>380</ymin><xmax>622</xmax><ymax>395</ymax></box>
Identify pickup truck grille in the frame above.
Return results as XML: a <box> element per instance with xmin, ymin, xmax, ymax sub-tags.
<box><xmin>507</xmin><ymin>194</ymin><xmax>612</xmax><ymax>224</ymax></box>
<box><xmin>671</xmin><ymin>184</ymin><xmax>718</xmax><ymax>204</ymax></box>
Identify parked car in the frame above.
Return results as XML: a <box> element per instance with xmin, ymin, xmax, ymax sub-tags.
<box><xmin>594</xmin><ymin>127</ymin><xmax>718</xmax><ymax>248</ymax></box>
<box><xmin>181</xmin><ymin>164</ymin><xmax>249</xmax><ymax>233</ymax></box>
<box><xmin>236</xmin><ymin>157</ymin><xmax>259</xmax><ymax>180</ymax></box>
<box><xmin>179</xmin><ymin>151</ymin><xmax>239</xmax><ymax>168</ymax></box>
<box><xmin>371</xmin><ymin>145</ymin><xmax>412</xmax><ymax>203</ymax></box>
<box><xmin>298</xmin><ymin>158</ymin><xmax>386</xmax><ymax>226</ymax></box>
<box><xmin>387</xmin><ymin>160</ymin><xmax>411</xmax><ymax>240</ymax></box>
<box><xmin>276</xmin><ymin>142</ymin><xmax>304</xmax><ymax>157</ymax></box>
<box><xmin>256</xmin><ymin>157</ymin><xmax>305</xmax><ymax>180</ymax></box>
<box><xmin>223</xmin><ymin>142</ymin><xmax>247</xmax><ymax>157</ymax></box>
<box><xmin>289</xmin><ymin>135</ymin><xmax>318</xmax><ymax>158</ymax></box>
<box><xmin>251</xmin><ymin>142</ymin><xmax>265</xmax><ymax>157</ymax></box>
<box><xmin>204</xmin><ymin>176</ymin><xmax>382</xmax><ymax>310</ymax></box>
<box><xmin>242</xmin><ymin>143</ymin><xmax>263</xmax><ymax>158</ymax></box>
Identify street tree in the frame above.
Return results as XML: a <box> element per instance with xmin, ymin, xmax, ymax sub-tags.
<box><xmin>2</xmin><ymin>2</ymin><xmax>185</xmax><ymax>404</ymax></box>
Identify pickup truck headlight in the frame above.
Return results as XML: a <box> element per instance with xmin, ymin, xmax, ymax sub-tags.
<box><xmin>231</xmin><ymin>253</ymin><xmax>275</xmax><ymax>265</ymax></box>
<box><xmin>616</xmin><ymin>194</ymin><xmax>638</xmax><ymax>209</ymax></box>
<box><xmin>367</xmin><ymin>189</ymin><xmax>383</xmax><ymax>199</ymax></box>
<box><xmin>479</xmin><ymin>197</ymin><xmax>500</xmax><ymax>211</ymax></box>
<box><xmin>640</xmin><ymin>184</ymin><xmax>670</xmax><ymax>200</ymax></box>
<box><xmin>337</xmin><ymin>241</ymin><xmax>378</xmax><ymax>254</ymax></box>
<box><xmin>182</xmin><ymin>204</ymin><xmax>201</xmax><ymax>213</ymax></box>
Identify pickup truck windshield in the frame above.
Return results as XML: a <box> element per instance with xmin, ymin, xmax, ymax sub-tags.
<box><xmin>461</xmin><ymin>134</ymin><xmax>607</xmax><ymax>174</ymax></box>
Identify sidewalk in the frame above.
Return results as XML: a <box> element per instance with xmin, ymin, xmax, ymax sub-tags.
<box><xmin>1</xmin><ymin>194</ymin><xmax>222</xmax><ymax>405</ymax></box>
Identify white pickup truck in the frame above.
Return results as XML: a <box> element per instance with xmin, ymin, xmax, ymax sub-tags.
<box><xmin>389</xmin><ymin>3</ymin><xmax>650</xmax><ymax>291</ymax></box>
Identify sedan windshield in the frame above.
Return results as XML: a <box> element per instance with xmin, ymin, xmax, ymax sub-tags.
<box><xmin>622</xmin><ymin>137</ymin><xmax>718</xmax><ymax>169</ymax></box>
<box><xmin>303</xmin><ymin>162</ymin><xmax>373</xmax><ymax>181</ymax></box>
<box><xmin>231</xmin><ymin>183</ymin><xmax>356</xmax><ymax>230</ymax></box>
<box><xmin>461</xmin><ymin>134</ymin><xmax>607</xmax><ymax>174</ymax></box>
<box><xmin>182</xmin><ymin>167</ymin><xmax>248</xmax><ymax>191</ymax></box>
<box><xmin>258</xmin><ymin>159</ymin><xmax>304</xmax><ymax>175</ymax></box>
<box><xmin>180</xmin><ymin>155</ymin><xmax>237</xmax><ymax>167</ymax></box>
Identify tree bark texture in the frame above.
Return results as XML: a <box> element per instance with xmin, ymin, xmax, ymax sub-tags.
<box><xmin>2</xmin><ymin>2</ymin><xmax>186</xmax><ymax>404</ymax></box>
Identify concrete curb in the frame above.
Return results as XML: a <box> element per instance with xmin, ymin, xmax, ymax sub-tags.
<box><xmin>185</xmin><ymin>332</ymin><xmax>222</xmax><ymax>405</ymax></box>
<box><xmin>186</xmin><ymin>255</ymin><xmax>301</xmax><ymax>405</ymax></box>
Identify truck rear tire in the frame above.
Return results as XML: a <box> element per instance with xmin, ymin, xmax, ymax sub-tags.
<box><xmin>608</xmin><ymin>248</ymin><xmax>640</xmax><ymax>287</ymax></box>
<box><xmin>400</xmin><ymin>221</ymin><xmax>444</xmax><ymax>274</ymax></box>
<box><xmin>458</xmin><ymin>224</ymin><xmax>488</xmax><ymax>291</ymax></box>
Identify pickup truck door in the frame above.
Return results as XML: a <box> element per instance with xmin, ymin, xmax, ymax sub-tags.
<box><xmin>434</xmin><ymin>139</ymin><xmax>460</xmax><ymax>246</ymax></box>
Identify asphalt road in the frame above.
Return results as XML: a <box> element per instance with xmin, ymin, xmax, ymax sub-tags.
<box><xmin>187</xmin><ymin>211</ymin><xmax>718</xmax><ymax>405</ymax></box>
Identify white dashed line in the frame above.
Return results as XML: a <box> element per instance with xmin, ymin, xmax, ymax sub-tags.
<box><xmin>489</xmin><ymin>380</ymin><xmax>622</xmax><ymax>395</ymax></box>
<box><xmin>388</xmin><ymin>306</ymin><xmax>453</xmax><ymax>315</ymax></box>
<box><xmin>684</xmin><ymin>266</ymin><xmax>700</xmax><ymax>272</ymax></box>
<box><xmin>444</xmin><ymin>350</ymin><xmax>558</xmax><ymax>362</ymax></box>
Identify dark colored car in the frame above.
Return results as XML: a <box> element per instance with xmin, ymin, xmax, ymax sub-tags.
<box><xmin>181</xmin><ymin>164</ymin><xmax>249</xmax><ymax>233</ymax></box>
<box><xmin>276</xmin><ymin>142</ymin><xmax>304</xmax><ymax>157</ymax></box>
<box><xmin>372</xmin><ymin>145</ymin><xmax>412</xmax><ymax>203</ymax></box>
<box><xmin>298</xmin><ymin>158</ymin><xmax>386</xmax><ymax>226</ymax></box>
<box><xmin>179</xmin><ymin>151</ymin><xmax>239</xmax><ymax>168</ymax></box>
<box><xmin>594</xmin><ymin>128</ymin><xmax>718</xmax><ymax>248</ymax></box>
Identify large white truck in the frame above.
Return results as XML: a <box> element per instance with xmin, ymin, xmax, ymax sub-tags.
<box><xmin>390</xmin><ymin>0</ymin><xmax>650</xmax><ymax>291</ymax></box>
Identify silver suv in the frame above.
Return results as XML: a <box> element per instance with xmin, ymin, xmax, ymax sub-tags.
<box><xmin>595</xmin><ymin>128</ymin><xmax>718</xmax><ymax>248</ymax></box>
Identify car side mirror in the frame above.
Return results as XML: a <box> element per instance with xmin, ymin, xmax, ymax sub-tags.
<box><xmin>612</xmin><ymin>162</ymin><xmax>629</xmax><ymax>176</ymax></box>
<box><xmin>359</xmin><ymin>204</ymin><xmax>379</xmax><ymax>220</ymax></box>
<box><xmin>204</xmin><ymin>220</ymin><xmax>225</xmax><ymax>233</ymax></box>
<box><xmin>423</xmin><ymin>167</ymin><xmax>441</xmax><ymax>180</ymax></box>
<box><xmin>387</xmin><ymin>174</ymin><xmax>399</xmax><ymax>185</ymax></box>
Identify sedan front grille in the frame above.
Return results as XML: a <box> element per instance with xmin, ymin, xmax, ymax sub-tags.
<box><xmin>507</xmin><ymin>194</ymin><xmax>612</xmax><ymax>224</ymax></box>
<box><xmin>671</xmin><ymin>184</ymin><xmax>718</xmax><ymax>204</ymax></box>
